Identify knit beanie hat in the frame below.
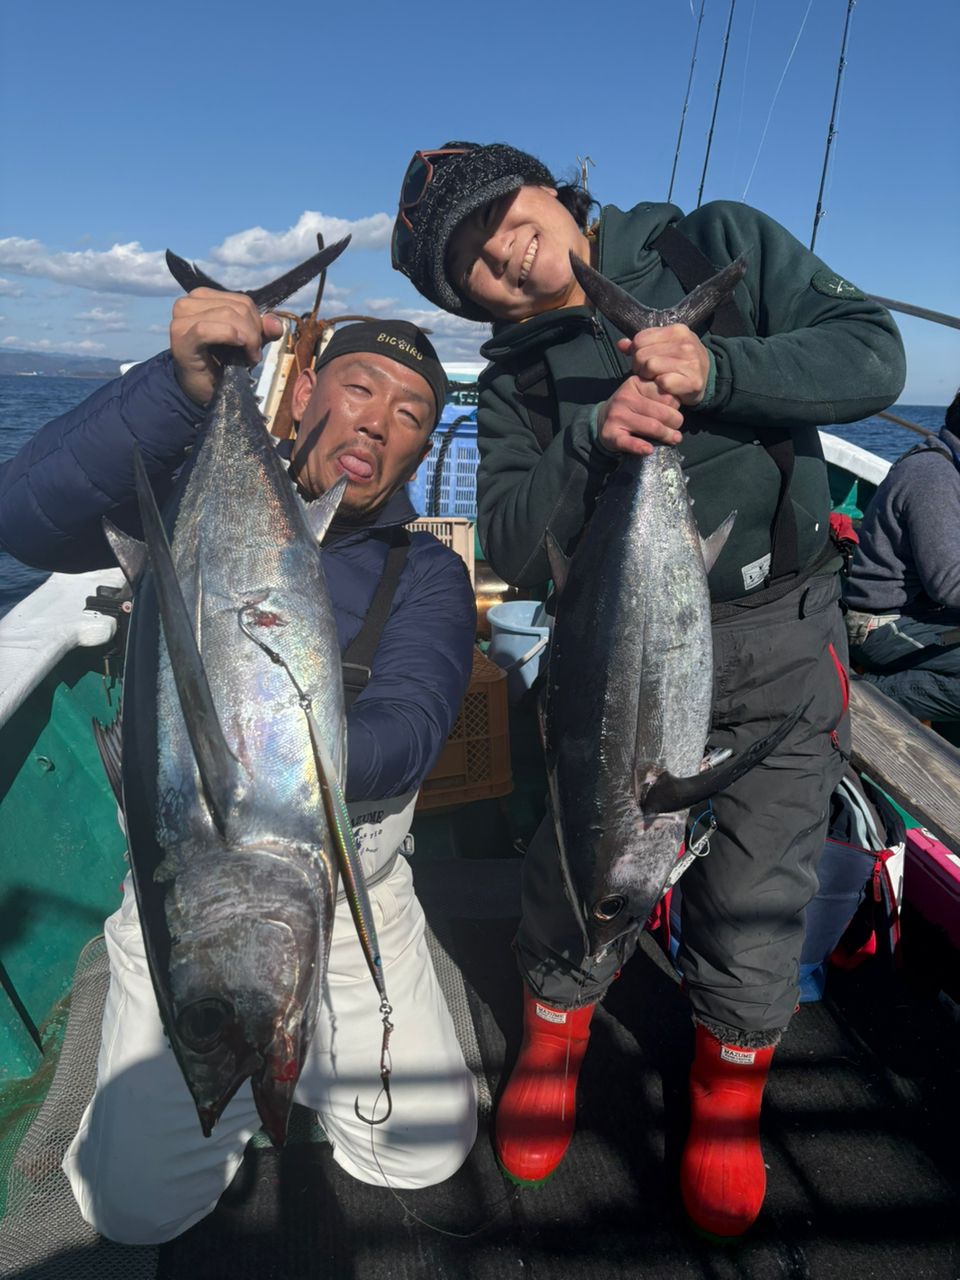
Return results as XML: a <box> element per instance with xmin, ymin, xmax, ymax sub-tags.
<box><xmin>391</xmin><ymin>142</ymin><xmax>555</xmax><ymax>321</ymax></box>
<box><xmin>315</xmin><ymin>319</ymin><xmax>447</xmax><ymax>426</ymax></box>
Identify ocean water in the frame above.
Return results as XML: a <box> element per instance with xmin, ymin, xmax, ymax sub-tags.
<box><xmin>0</xmin><ymin>371</ymin><xmax>948</xmax><ymax>619</ymax></box>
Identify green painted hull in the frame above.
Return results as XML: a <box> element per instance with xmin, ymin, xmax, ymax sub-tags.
<box><xmin>0</xmin><ymin>646</ymin><xmax>126</xmax><ymax>1081</ymax></box>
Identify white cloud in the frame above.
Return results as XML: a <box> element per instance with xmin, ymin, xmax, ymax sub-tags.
<box><xmin>208</xmin><ymin>211</ymin><xmax>392</xmax><ymax>268</ymax></box>
<box><xmin>0</xmin><ymin>210</ymin><xmax>389</xmax><ymax>302</ymax></box>
<box><xmin>0</xmin><ymin>238</ymin><xmax>173</xmax><ymax>296</ymax></box>
<box><xmin>364</xmin><ymin>296</ymin><xmax>400</xmax><ymax>311</ymax></box>
<box><xmin>75</xmin><ymin>306</ymin><xmax>129</xmax><ymax>331</ymax></box>
<box><xmin>2</xmin><ymin>335</ymin><xmax>107</xmax><ymax>354</ymax></box>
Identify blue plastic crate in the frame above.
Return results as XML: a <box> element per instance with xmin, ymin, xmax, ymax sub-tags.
<box><xmin>407</xmin><ymin>409</ymin><xmax>479</xmax><ymax>518</ymax></box>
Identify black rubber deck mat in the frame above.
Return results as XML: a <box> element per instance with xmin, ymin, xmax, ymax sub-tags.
<box><xmin>154</xmin><ymin>857</ymin><xmax>960</xmax><ymax>1280</ymax></box>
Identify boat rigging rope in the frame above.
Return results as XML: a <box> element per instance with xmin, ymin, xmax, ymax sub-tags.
<box><xmin>740</xmin><ymin>0</ymin><xmax>816</xmax><ymax>203</ymax></box>
<box><xmin>667</xmin><ymin>0</ymin><xmax>706</xmax><ymax>203</ymax></box>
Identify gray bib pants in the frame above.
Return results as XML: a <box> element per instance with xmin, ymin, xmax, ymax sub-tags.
<box><xmin>515</xmin><ymin>572</ymin><xmax>850</xmax><ymax>1039</ymax></box>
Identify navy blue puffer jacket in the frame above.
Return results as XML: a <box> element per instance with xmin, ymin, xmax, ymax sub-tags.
<box><xmin>0</xmin><ymin>352</ymin><xmax>476</xmax><ymax>802</ymax></box>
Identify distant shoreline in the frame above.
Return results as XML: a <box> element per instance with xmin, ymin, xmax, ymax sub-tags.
<box><xmin>9</xmin><ymin>371</ymin><xmax>116</xmax><ymax>380</ymax></box>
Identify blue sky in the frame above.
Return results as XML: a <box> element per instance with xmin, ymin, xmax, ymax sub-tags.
<box><xmin>1</xmin><ymin>0</ymin><xmax>957</xmax><ymax>402</ymax></box>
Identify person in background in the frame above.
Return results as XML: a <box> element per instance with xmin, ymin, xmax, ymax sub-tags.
<box><xmin>843</xmin><ymin>388</ymin><xmax>960</xmax><ymax>724</ymax></box>
<box><xmin>0</xmin><ymin>298</ymin><xmax>479</xmax><ymax>1244</ymax></box>
<box><xmin>390</xmin><ymin>140</ymin><xmax>905</xmax><ymax>1238</ymax></box>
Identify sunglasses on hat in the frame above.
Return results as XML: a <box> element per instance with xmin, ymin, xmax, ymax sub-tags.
<box><xmin>391</xmin><ymin>147</ymin><xmax>472</xmax><ymax>273</ymax></box>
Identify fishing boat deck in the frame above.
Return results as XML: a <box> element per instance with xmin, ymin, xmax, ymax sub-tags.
<box><xmin>3</xmin><ymin>845</ymin><xmax>959</xmax><ymax>1280</ymax></box>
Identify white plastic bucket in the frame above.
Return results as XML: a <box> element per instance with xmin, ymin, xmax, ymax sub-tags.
<box><xmin>487</xmin><ymin>600</ymin><xmax>551</xmax><ymax>703</ymax></box>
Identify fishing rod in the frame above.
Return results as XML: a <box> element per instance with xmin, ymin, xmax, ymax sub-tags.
<box><xmin>668</xmin><ymin>0</ymin><xmax>707</xmax><ymax>203</ymax></box>
<box><xmin>867</xmin><ymin>296</ymin><xmax>960</xmax><ymax>333</ymax></box>
<box><xmin>811</xmin><ymin>0</ymin><xmax>856</xmax><ymax>252</ymax></box>
<box><xmin>697</xmin><ymin>0</ymin><xmax>737</xmax><ymax>208</ymax></box>
<box><xmin>876</xmin><ymin>409</ymin><xmax>935</xmax><ymax>439</ymax></box>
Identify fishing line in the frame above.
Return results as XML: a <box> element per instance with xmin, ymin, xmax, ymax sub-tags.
<box><xmin>361</xmin><ymin>1091</ymin><xmax>522</xmax><ymax>1238</ymax></box>
<box><xmin>741</xmin><ymin>0</ymin><xmax>815</xmax><ymax>202</ymax></box>
<box><xmin>732</xmin><ymin>0</ymin><xmax>759</xmax><ymax>187</ymax></box>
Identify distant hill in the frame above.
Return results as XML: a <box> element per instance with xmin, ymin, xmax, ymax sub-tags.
<box><xmin>0</xmin><ymin>349</ymin><xmax>125</xmax><ymax>378</ymax></box>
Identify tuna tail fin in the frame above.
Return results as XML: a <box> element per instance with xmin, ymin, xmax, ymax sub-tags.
<box><xmin>640</xmin><ymin>699</ymin><xmax>809</xmax><ymax>814</ymax></box>
<box><xmin>164</xmin><ymin>236</ymin><xmax>351</xmax><ymax>312</ymax></box>
<box><xmin>132</xmin><ymin>448</ymin><xmax>240</xmax><ymax>836</ymax></box>
<box><xmin>569</xmin><ymin>252</ymin><xmax>748</xmax><ymax>338</ymax></box>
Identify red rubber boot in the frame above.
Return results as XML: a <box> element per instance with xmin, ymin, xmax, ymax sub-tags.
<box><xmin>680</xmin><ymin>1024</ymin><xmax>776</xmax><ymax>1238</ymax></box>
<box><xmin>494</xmin><ymin>989</ymin><xmax>596</xmax><ymax>1185</ymax></box>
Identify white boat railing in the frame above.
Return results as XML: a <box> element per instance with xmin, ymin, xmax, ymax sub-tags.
<box><xmin>819</xmin><ymin>431</ymin><xmax>892</xmax><ymax>487</ymax></box>
<box><xmin>0</xmin><ymin>434</ymin><xmax>886</xmax><ymax>734</ymax></box>
<box><xmin>0</xmin><ymin>568</ymin><xmax>123</xmax><ymax>730</ymax></box>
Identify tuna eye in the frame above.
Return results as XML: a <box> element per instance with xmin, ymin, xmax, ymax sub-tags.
<box><xmin>592</xmin><ymin>895</ymin><xmax>626</xmax><ymax>922</ymax></box>
<box><xmin>177</xmin><ymin>998</ymin><xmax>232</xmax><ymax>1050</ymax></box>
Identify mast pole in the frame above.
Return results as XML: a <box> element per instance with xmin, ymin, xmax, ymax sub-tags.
<box><xmin>697</xmin><ymin>0</ymin><xmax>737</xmax><ymax>209</ymax></box>
<box><xmin>668</xmin><ymin>0</ymin><xmax>707</xmax><ymax>203</ymax></box>
<box><xmin>810</xmin><ymin>0</ymin><xmax>856</xmax><ymax>252</ymax></box>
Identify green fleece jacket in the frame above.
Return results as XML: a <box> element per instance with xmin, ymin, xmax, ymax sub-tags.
<box><xmin>475</xmin><ymin>199</ymin><xmax>906</xmax><ymax>601</ymax></box>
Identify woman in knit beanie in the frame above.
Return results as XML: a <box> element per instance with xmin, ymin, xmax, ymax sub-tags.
<box><xmin>390</xmin><ymin>140</ymin><xmax>906</xmax><ymax>1240</ymax></box>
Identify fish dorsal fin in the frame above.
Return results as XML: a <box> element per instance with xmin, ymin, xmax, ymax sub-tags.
<box><xmin>570</xmin><ymin>252</ymin><xmax>748</xmax><ymax>337</ymax></box>
<box><xmin>699</xmin><ymin>511</ymin><xmax>737</xmax><ymax>574</ymax></box>
<box><xmin>164</xmin><ymin>238</ymin><xmax>351</xmax><ymax>312</ymax></box>
<box><xmin>303</xmin><ymin>475</ymin><xmax>348</xmax><ymax>542</ymax></box>
<box><xmin>132</xmin><ymin>448</ymin><xmax>240</xmax><ymax>836</ymax></box>
<box><xmin>545</xmin><ymin>531</ymin><xmax>571</xmax><ymax>596</ymax></box>
<box><xmin>640</xmin><ymin>699</ymin><xmax>808</xmax><ymax>814</ymax></box>
<box><xmin>103</xmin><ymin>518</ymin><xmax>148</xmax><ymax>586</ymax></box>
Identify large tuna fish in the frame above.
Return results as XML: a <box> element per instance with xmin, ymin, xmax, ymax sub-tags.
<box><xmin>543</xmin><ymin>253</ymin><xmax>801</xmax><ymax>957</ymax></box>
<box><xmin>100</xmin><ymin>238</ymin><xmax>390</xmax><ymax>1145</ymax></box>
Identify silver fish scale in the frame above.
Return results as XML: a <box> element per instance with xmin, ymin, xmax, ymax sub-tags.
<box><xmin>156</xmin><ymin>371</ymin><xmax>343</xmax><ymax>857</ymax></box>
<box><xmin>546</xmin><ymin>444</ymin><xmax>714</xmax><ymax>954</ymax></box>
<box><xmin>139</xmin><ymin>366</ymin><xmax>343</xmax><ymax>1137</ymax></box>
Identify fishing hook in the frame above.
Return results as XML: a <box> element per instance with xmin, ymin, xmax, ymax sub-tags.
<box><xmin>355</xmin><ymin>997</ymin><xmax>395</xmax><ymax>1125</ymax></box>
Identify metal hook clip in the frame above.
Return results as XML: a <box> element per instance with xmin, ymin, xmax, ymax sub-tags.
<box><xmin>354</xmin><ymin>998</ymin><xmax>394</xmax><ymax>1125</ymax></box>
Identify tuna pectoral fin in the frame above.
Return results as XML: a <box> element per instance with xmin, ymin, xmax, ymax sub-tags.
<box><xmin>545</xmin><ymin>531</ymin><xmax>571</xmax><ymax>595</ymax></box>
<box><xmin>302</xmin><ymin>475</ymin><xmax>348</xmax><ymax>542</ymax></box>
<box><xmin>164</xmin><ymin>238</ymin><xmax>351</xmax><ymax>311</ymax></box>
<box><xmin>103</xmin><ymin>519</ymin><xmax>147</xmax><ymax>586</ymax></box>
<box><xmin>641</xmin><ymin>700</ymin><xmax>808</xmax><ymax>813</ymax></box>
<box><xmin>132</xmin><ymin>449</ymin><xmax>239</xmax><ymax>836</ymax></box>
<box><xmin>700</xmin><ymin>512</ymin><xmax>737</xmax><ymax>574</ymax></box>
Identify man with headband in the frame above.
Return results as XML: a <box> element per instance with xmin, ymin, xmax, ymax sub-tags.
<box><xmin>0</xmin><ymin>290</ymin><xmax>479</xmax><ymax>1242</ymax></box>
